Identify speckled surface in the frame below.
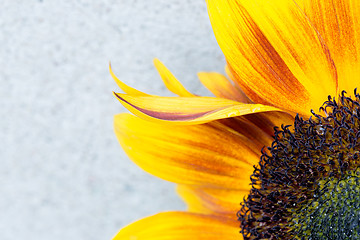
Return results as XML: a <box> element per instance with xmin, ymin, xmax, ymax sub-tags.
<box><xmin>0</xmin><ymin>1</ymin><xmax>225</xmax><ymax>239</ymax></box>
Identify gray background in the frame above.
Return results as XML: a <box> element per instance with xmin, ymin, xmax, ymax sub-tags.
<box><xmin>1</xmin><ymin>1</ymin><xmax>225</xmax><ymax>239</ymax></box>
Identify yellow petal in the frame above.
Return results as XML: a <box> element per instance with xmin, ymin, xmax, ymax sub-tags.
<box><xmin>153</xmin><ymin>58</ymin><xmax>194</xmax><ymax>97</ymax></box>
<box><xmin>113</xmin><ymin>212</ymin><xmax>239</xmax><ymax>240</ymax></box>
<box><xmin>114</xmin><ymin>113</ymin><xmax>262</xmax><ymax>189</ymax></box>
<box><xmin>109</xmin><ymin>63</ymin><xmax>149</xmax><ymax>96</ymax></box>
<box><xmin>197</xmin><ymin>72</ymin><xmax>251</xmax><ymax>102</ymax></box>
<box><xmin>113</xmin><ymin>93</ymin><xmax>282</xmax><ymax>124</ymax></box>
<box><xmin>238</xmin><ymin>111</ymin><xmax>295</xmax><ymax>137</ymax></box>
<box><xmin>213</xmin><ymin>117</ymin><xmax>273</xmax><ymax>151</ymax></box>
<box><xmin>207</xmin><ymin>0</ymin><xmax>338</xmax><ymax>116</ymax></box>
<box><xmin>177</xmin><ymin>184</ymin><xmax>247</xmax><ymax>218</ymax></box>
<box><xmin>299</xmin><ymin>0</ymin><xmax>360</xmax><ymax>95</ymax></box>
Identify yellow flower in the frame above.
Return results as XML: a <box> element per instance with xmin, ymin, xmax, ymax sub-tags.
<box><xmin>112</xmin><ymin>0</ymin><xmax>360</xmax><ymax>239</ymax></box>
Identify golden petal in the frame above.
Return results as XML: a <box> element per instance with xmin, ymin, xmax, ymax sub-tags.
<box><xmin>113</xmin><ymin>93</ymin><xmax>282</xmax><ymax>124</ymax></box>
<box><xmin>114</xmin><ymin>113</ymin><xmax>263</xmax><ymax>189</ymax></box>
<box><xmin>153</xmin><ymin>58</ymin><xmax>194</xmax><ymax>97</ymax></box>
<box><xmin>109</xmin><ymin>63</ymin><xmax>149</xmax><ymax>96</ymax></box>
<box><xmin>211</xmin><ymin>117</ymin><xmax>273</xmax><ymax>151</ymax></box>
<box><xmin>299</xmin><ymin>0</ymin><xmax>360</xmax><ymax>95</ymax></box>
<box><xmin>177</xmin><ymin>184</ymin><xmax>247</xmax><ymax>218</ymax></box>
<box><xmin>239</xmin><ymin>111</ymin><xmax>295</xmax><ymax>136</ymax></box>
<box><xmin>113</xmin><ymin>211</ymin><xmax>239</xmax><ymax>240</ymax></box>
<box><xmin>207</xmin><ymin>0</ymin><xmax>338</xmax><ymax>116</ymax></box>
<box><xmin>197</xmin><ymin>72</ymin><xmax>250</xmax><ymax>102</ymax></box>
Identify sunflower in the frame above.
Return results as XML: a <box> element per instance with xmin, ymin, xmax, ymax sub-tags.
<box><xmin>112</xmin><ymin>0</ymin><xmax>360</xmax><ymax>239</ymax></box>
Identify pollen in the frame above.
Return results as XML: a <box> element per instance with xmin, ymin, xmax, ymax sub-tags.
<box><xmin>238</xmin><ymin>90</ymin><xmax>360</xmax><ymax>239</ymax></box>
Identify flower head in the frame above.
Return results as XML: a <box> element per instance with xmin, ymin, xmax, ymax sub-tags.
<box><xmin>240</xmin><ymin>91</ymin><xmax>360</xmax><ymax>239</ymax></box>
<box><xmin>112</xmin><ymin>0</ymin><xmax>360</xmax><ymax>239</ymax></box>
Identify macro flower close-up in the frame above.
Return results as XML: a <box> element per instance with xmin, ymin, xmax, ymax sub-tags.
<box><xmin>112</xmin><ymin>0</ymin><xmax>360</xmax><ymax>239</ymax></box>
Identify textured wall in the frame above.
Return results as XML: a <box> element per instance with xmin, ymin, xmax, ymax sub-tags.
<box><xmin>1</xmin><ymin>1</ymin><xmax>225</xmax><ymax>239</ymax></box>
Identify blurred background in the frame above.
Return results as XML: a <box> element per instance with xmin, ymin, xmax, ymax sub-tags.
<box><xmin>1</xmin><ymin>1</ymin><xmax>225</xmax><ymax>239</ymax></box>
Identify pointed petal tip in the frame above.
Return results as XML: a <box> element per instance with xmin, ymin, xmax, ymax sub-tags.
<box><xmin>153</xmin><ymin>58</ymin><xmax>194</xmax><ymax>97</ymax></box>
<box><xmin>153</xmin><ymin>57</ymin><xmax>161</xmax><ymax>65</ymax></box>
<box><xmin>110</xmin><ymin>65</ymin><xmax>148</xmax><ymax>96</ymax></box>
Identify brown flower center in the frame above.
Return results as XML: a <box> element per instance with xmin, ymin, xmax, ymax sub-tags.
<box><xmin>239</xmin><ymin>90</ymin><xmax>360</xmax><ymax>239</ymax></box>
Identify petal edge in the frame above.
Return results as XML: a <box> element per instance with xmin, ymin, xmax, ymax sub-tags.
<box><xmin>114</xmin><ymin>93</ymin><xmax>283</xmax><ymax>124</ymax></box>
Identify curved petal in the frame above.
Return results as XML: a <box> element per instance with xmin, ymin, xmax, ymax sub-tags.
<box><xmin>153</xmin><ymin>58</ymin><xmax>194</xmax><ymax>97</ymax></box>
<box><xmin>212</xmin><ymin>118</ymin><xmax>273</xmax><ymax>151</ymax></box>
<box><xmin>114</xmin><ymin>113</ymin><xmax>263</xmax><ymax>189</ymax></box>
<box><xmin>109</xmin><ymin>63</ymin><xmax>149</xmax><ymax>96</ymax></box>
<box><xmin>238</xmin><ymin>111</ymin><xmax>295</xmax><ymax>137</ymax></box>
<box><xmin>197</xmin><ymin>72</ymin><xmax>251</xmax><ymax>102</ymax></box>
<box><xmin>207</xmin><ymin>0</ymin><xmax>338</xmax><ymax>116</ymax></box>
<box><xmin>113</xmin><ymin>212</ymin><xmax>239</xmax><ymax>240</ymax></box>
<box><xmin>113</xmin><ymin>93</ymin><xmax>282</xmax><ymax>124</ymax></box>
<box><xmin>177</xmin><ymin>184</ymin><xmax>246</xmax><ymax>218</ymax></box>
<box><xmin>299</xmin><ymin>0</ymin><xmax>360</xmax><ymax>94</ymax></box>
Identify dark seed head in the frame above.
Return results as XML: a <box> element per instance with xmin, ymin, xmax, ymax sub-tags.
<box><xmin>239</xmin><ymin>90</ymin><xmax>360</xmax><ymax>239</ymax></box>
